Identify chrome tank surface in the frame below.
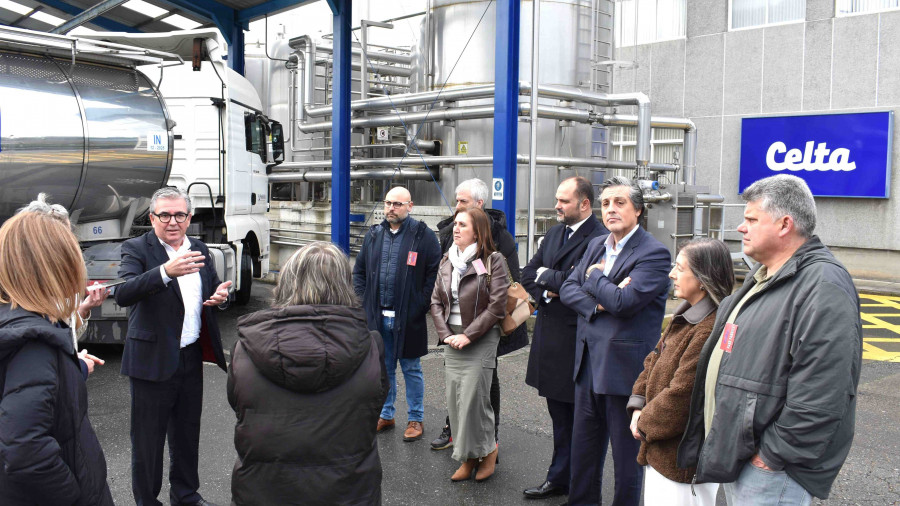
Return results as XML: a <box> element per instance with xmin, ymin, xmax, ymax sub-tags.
<box><xmin>0</xmin><ymin>50</ymin><xmax>172</xmax><ymax>222</ymax></box>
<box><xmin>412</xmin><ymin>0</ymin><xmax>596</xmax><ymax>210</ymax></box>
<box><xmin>432</xmin><ymin>0</ymin><xmax>591</xmax><ymax>88</ymax></box>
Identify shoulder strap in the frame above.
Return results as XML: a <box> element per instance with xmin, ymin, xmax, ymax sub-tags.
<box><xmin>484</xmin><ymin>253</ymin><xmax>513</xmax><ymax>286</ymax></box>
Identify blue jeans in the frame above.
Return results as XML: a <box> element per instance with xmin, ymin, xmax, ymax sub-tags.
<box><xmin>724</xmin><ymin>462</ymin><xmax>812</xmax><ymax>506</ymax></box>
<box><xmin>380</xmin><ymin>315</ymin><xmax>424</xmax><ymax>422</ymax></box>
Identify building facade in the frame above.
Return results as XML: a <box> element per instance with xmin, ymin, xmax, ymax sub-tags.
<box><xmin>612</xmin><ymin>0</ymin><xmax>900</xmax><ymax>287</ymax></box>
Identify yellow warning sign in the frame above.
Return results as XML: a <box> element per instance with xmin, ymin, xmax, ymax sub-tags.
<box><xmin>458</xmin><ymin>141</ymin><xmax>468</xmax><ymax>155</ymax></box>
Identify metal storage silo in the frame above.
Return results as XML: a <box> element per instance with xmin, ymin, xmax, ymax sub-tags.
<box><xmin>409</xmin><ymin>0</ymin><xmax>605</xmax><ymax>211</ymax></box>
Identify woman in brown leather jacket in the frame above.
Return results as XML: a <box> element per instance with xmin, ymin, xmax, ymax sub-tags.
<box><xmin>431</xmin><ymin>208</ymin><xmax>508</xmax><ymax>483</ymax></box>
<box><xmin>626</xmin><ymin>238</ymin><xmax>734</xmax><ymax>505</ymax></box>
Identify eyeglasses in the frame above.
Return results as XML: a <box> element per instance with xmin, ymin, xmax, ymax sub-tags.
<box><xmin>383</xmin><ymin>200</ymin><xmax>410</xmax><ymax>209</ymax></box>
<box><xmin>152</xmin><ymin>212</ymin><xmax>189</xmax><ymax>223</ymax></box>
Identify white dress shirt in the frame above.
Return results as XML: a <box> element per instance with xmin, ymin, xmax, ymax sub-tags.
<box><xmin>159</xmin><ymin>237</ymin><xmax>203</xmax><ymax>348</ymax></box>
<box><xmin>602</xmin><ymin>224</ymin><xmax>640</xmax><ymax>276</ymax></box>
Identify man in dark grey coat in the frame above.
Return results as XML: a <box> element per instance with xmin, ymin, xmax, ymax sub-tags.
<box><xmin>678</xmin><ymin>174</ymin><xmax>862</xmax><ymax>503</ymax></box>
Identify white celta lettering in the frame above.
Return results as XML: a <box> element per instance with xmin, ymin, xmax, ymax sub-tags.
<box><xmin>765</xmin><ymin>141</ymin><xmax>857</xmax><ymax>171</ymax></box>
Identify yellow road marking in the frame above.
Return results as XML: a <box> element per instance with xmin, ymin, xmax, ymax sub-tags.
<box><xmin>859</xmin><ymin>295</ymin><xmax>900</xmax><ymax>362</ymax></box>
<box><xmin>862</xmin><ymin>342</ymin><xmax>900</xmax><ymax>362</ymax></box>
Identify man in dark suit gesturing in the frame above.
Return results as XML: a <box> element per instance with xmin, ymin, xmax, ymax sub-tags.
<box><xmin>116</xmin><ymin>188</ymin><xmax>231</xmax><ymax>506</ymax></box>
<box><xmin>521</xmin><ymin>177</ymin><xmax>606</xmax><ymax>500</ymax></box>
<box><xmin>560</xmin><ymin>176</ymin><xmax>671</xmax><ymax>506</ymax></box>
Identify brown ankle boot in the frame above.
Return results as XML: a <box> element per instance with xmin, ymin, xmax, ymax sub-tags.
<box><xmin>475</xmin><ymin>447</ymin><xmax>498</xmax><ymax>482</ymax></box>
<box><xmin>450</xmin><ymin>459</ymin><xmax>477</xmax><ymax>482</ymax></box>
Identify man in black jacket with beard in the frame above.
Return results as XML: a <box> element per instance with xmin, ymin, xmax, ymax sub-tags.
<box><xmin>429</xmin><ymin>178</ymin><xmax>528</xmax><ymax>451</ymax></box>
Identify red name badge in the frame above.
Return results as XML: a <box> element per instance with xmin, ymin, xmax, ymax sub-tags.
<box><xmin>720</xmin><ymin>323</ymin><xmax>738</xmax><ymax>353</ymax></box>
<box><xmin>407</xmin><ymin>251</ymin><xmax>418</xmax><ymax>266</ymax></box>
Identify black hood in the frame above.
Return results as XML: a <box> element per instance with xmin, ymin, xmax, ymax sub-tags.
<box><xmin>0</xmin><ymin>304</ymin><xmax>74</xmax><ymax>363</ymax></box>
<box><xmin>236</xmin><ymin>305</ymin><xmax>374</xmax><ymax>394</ymax></box>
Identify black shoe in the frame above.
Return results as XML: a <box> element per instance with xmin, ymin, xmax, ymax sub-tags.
<box><xmin>523</xmin><ymin>480</ymin><xmax>567</xmax><ymax>499</ymax></box>
<box><xmin>430</xmin><ymin>424</ymin><xmax>453</xmax><ymax>450</ymax></box>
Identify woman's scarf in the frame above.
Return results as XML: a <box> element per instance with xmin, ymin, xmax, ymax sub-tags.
<box><xmin>448</xmin><ymin>243</ymin><xmax>478</xmax><ymax>300</ymax></box>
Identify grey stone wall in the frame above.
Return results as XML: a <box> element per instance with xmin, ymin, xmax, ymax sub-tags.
<box><xmin>613</xmin><ymin>1</ymin><xmax>900</xmax><ymax>279</ymax></box>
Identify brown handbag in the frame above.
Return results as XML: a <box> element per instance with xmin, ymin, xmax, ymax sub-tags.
<box><xmin>486</xmin><ymin>255</ymin><xmax>535</xmax><ymax>336</ymax></box>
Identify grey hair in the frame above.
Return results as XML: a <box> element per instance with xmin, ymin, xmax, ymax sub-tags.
<box><xmin>598</xmin><ymin>176</ymin><xmax>644</xmax><ymax>214</ymax></box>
<box><xmin>742</xmin><ymin>174</ymin><xmax>816</xmax><ymax>237</ymax></box>
<box><xmin>679</xmin><ymin>238</ymin><xmax>734</xmax><ymax>306</ymax></box>
<box><xmin>455</xmin><ymin>178</ymin><xmax>489</xmax><ymax>206</ymax></box>
<box><xmin>17</xmin><ymin>193</ymin><xmax>70</xmax><ymax>223</ymax></box>
<box><xmin>150</xmin><ymin>187</ymin><xmax>192</xmax><ymax>214</ymax></box>
<box><xmin>273</xmin><ymin>241</ymin><xmax>358</xmax><ymax>307</ymax></box>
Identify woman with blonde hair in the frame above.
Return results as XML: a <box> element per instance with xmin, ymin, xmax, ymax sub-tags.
<box><xmin>17</xmin><ymin>193</ymin><xmax>109</xmax><ymax>360</ymax></box>
<box><xmin>431</xmin><ymin>208</ymin><xmax>509</xmax><ymax>482</ymax></box>
<box><xmin>0</xmin><ymin>211</ymin><xmax>114</xmax><ymax>505</ymax></box>
<box><xmin>229</xmin><ymin>241</ymin><xmax>388</xmax><ymax>505</ymax></box>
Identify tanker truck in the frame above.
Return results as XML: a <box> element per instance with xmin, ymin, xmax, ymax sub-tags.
<box><xmin>0</xmin><ymin>26</ymin><xmax>283</xmax><ymax>343</ymax></box>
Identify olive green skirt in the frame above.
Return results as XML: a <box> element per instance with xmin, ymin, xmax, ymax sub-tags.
<box><xmin>444</xmin><ymin>324</ymin><xmax>500</xmax><ymax>462</ymax></box>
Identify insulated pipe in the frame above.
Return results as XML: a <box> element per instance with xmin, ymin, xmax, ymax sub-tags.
<box><xmin>291</xmin><ymin>36</ymin><xmax>316</xmax><ymax>124</ymax></box>
<box><xmin>644</xmin><ymin>193</ymin><xmax>672</xmax><ymax>203</ymax></box>
<box><xmin>269</xmin><ymin>168</ymin><xmax>434</xmax><ymax>182</ymax></box>
<box><xmin>313</xmin><ymin>43</ymin><xmax>413</xmax><ymax>65</ymax></box>
<box><xmin>600</xmin><ymin>114</ymin><xmax>697</xmax><ymax>184</ymax></box>
<box><xmin>272</xmin><ymin>155</ymin><xmax>678</xmax><ymax>171</ymax></box>
<box><xmin>697</xmin><ymin>194</ymin><xmax>725</xmax><ymax>204</ymax></box>
<box><xmin>527</xmin><ymin>0</ymin><xmax>542</xmax><ymax>259</ymax></box>
<box><xmin>522</xmin><ymin>83</ymin><xmax>651</xmax><ymax>173</ymax></box>
<box><xmin>299</xmin><ymin>103</ymin><xmax>591</xmax><ymax>132</ymax></box>
<box><xmin>293</xmin><ymin>140</ymin><xmax>435</xmax><ymax>152</ymax></box>
<box><xmin>299</xmin><ymin>80</ymin><xmax>651</xmax><ymax>172</ymax></box>
<box><xmin>348</xmin><ymin>60</ymin><xmax>411</xmax><ymax>77</ymax></box>
<box><xmin>305</xmin><ymin>84</ymin><xmax>497</xmax><ymax>117</ymax></box>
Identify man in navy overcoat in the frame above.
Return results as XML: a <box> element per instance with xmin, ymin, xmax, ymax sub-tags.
<box><xmin>521</xmin><ymin>177</ymin><xmax>606</xmax><ymax>500</ymax></box>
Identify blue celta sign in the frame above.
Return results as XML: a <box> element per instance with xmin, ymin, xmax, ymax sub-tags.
<box><xmin>739</xmin><ymin>111</ymin><xmax>892</xmax><ymax>198</ymax></box>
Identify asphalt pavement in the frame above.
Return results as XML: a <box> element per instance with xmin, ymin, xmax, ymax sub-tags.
<box><xmin>82</xmin><ymin>283</ymin><xmax>900</xmax><ymax>505</ymax></box>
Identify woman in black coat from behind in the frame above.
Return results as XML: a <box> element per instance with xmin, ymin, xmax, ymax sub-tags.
<box><xmin>229</xmin><ymin>241</ymin><xmax>388</xmax><ymax>506</ymax></box>
<box><xmin>0</xmin><ymin>211</ymin><xmax>114</xmax><ymax>506</ymax></box>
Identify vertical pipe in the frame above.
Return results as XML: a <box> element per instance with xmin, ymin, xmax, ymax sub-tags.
<box><xmin>493</xmin><ymin>0</ymin><xmax>521</xmax><ymax>237</ymax></box>
<box><xmin>360</xmin><ymin>21</ymin><xmax>368</xmax><ymax>101</ymax></box>
<box><xmin>683</xmin><ymin>125</ymin><xmax>697</xmax><ymax>184</ymax></box>
<box><xmin>332</xmin><ymin>0</ymin><xmax>352</xmax><ymax>251</ymax></box>
<box><xmin>526</xmin><ymin>0</ymin><xmax>540</xmax><ymax>260</ymax></box>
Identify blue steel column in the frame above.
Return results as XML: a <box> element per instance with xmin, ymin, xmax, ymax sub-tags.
<box><xmin>330</xmin><ymin>0</ymin><xmax>351</xmax><ymax>251</ymax></box>
<box><xmin>492</xmin><ymin>0</ymin><xmax>520</xmax><ymax>236</ymax></box>
<box><xmin>228</xmin><ymin>21</ymin><xmax>246</xmax><ymax>75</ymax></box>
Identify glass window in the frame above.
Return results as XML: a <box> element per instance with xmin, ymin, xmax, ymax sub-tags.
<box><xmin>615</xmin><ymin>0</ymin><xmax>686</xmax><ymax>47</ymax></box>
<box><xmin>245</xmin><ymin>113</ymin><xmax>266</xmax><ymax>159</ymax></box>
<box><xmin>609</xmin><ymin>126</ymin><xmax>685</xmax><ymax>181</ymax></box>
<box><xmin>730</xmin><ymin>0</ymin><xmax>806</xmax><ymax>29</ymax></box>
<box><xmin>836</xmin><ymin>0</ymin><xmax>900</xmax><ymax>16</ymax></box>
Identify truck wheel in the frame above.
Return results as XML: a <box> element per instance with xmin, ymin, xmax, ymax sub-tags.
<box><xmin>235</xmin><ymin>250</ymin><xmax>253</xmax><ymax>305</ymax></box>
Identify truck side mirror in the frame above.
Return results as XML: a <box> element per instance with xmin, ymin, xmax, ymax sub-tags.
<box><xmin>271</xmin><ymin>122</ymin><xmax>285</xmax><ymax>164</ymax></box>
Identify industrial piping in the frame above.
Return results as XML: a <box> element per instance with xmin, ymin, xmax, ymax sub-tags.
<box><xmin>272</xmin><ymin>155</ymin><xmax>678</xmax><ymax>172</ymax></box>
<box><xmin>600</xmin><ymin>114</ymin><xmax>697</xmax><ymax>184</ymax></box>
